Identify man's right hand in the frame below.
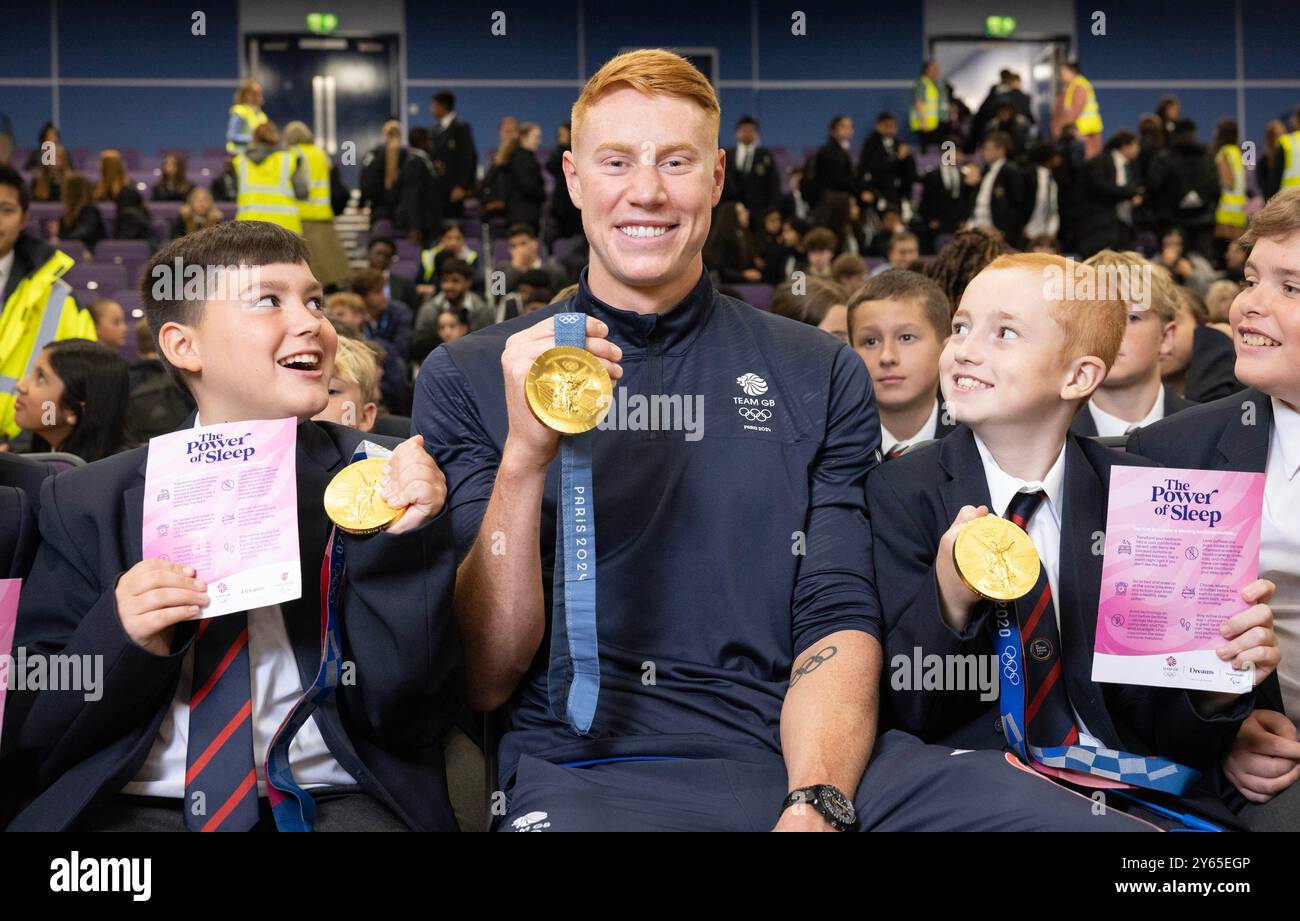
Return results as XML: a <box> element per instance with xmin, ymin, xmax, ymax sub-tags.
<box><xmin>115</xmin><ymin>559</ymin><xmax>209</xmax><ymax>656</ymax></box>
<box><xmin>500</xmin><ymin>314</ymin><xmax>623</xmax><ymax>471</ymax></box>
<box><xmin>935</xmin><ymin>504</ymin><xmax>988</xmax><ymax>631</ymax></box>
<box><xmin>1223</xmin><ymin>709</ymin><xmax>1300</xmax><ymax>803</ymax></box>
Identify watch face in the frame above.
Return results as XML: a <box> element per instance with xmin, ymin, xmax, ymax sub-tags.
<box><xmin>818</xmin><ymin>786</ymin><xmax>856</xmax><ymax>825</ymax></box>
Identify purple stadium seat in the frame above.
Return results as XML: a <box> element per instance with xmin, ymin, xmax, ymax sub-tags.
<box><xmin>394</xmin><ymin>239</ymin><xmax>421</xmax><ymax>270</ymax></box>
<box><xmin>215</xmin><ymin>203</ymin><xmax>236</xmax><ymax>221</ymax></box>
<box><xmin>95</xmin><ymin>240</ymin><xmax>151</xmax><ymax>289</ymax></box>
<box><xmin>370</xmin><ymin>219</ymin><xmax>396</xmax><ymax>239</ymax></box>
<box><xmin>733</xmin><ymin>283</ymin><xmax>774</xmax><ymax>311</ymax></box>
<box><xmin>63</xmin><ymin>263</ymin><xmax>128</xmax><ymax>300</ymax></box>
<box><xmin>150</xmin><ymin>202</ymin><xmax>182</xmax><ymax>221</ymax></box>
<box><xmin>54</xmin><ymin>240</ymin><xmax>86</xmax><ymax>263</ymax></box>
<box><xmin>112</xmin><ymin>289</ymin><xmax>144</xmax><ymax>315</ymax></box>
<box><xmin>94</xmin><ymin>239</ymin><xmax>149</xmax><ymax>264</ymax></box>
<box><xmin>492</xmin><ymin>238</ymin><xmax>511</xmax><ymax>264</ymax></box>
<box><xmin>28</xmin><ymin>202</ymin><xmax>61</xmax><ymax>224</ymax></box>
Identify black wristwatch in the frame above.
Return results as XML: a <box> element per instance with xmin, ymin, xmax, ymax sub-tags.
<box><xmin>781</xmin><ymin>785</ymin><xmax>858</xmax><ymax>831</ymax></box>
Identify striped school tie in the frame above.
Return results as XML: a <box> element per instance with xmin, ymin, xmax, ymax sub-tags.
<box><xmin>184</xmin><ymin>613</ymin><xmax>259</xmax><ymax>832</ymax></box>
<box><xmin>1005</xmin><ymin>489</ymin><xmax>1079</xmax><ymax>748</ymax></box>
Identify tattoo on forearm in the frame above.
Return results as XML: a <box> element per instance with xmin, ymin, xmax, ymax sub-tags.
<box><xmin>789</xmin><ymin>645</ymin><xmax>838</xmax><ymax>688</ymax></box>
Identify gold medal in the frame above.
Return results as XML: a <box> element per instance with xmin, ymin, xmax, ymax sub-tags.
<box><xmin>525</xmin><ymin>346</ymin><xmax>613</xmax><ymax>434</ymax></box>
<box><xmin>324</xmin><ymin>457</ymin><xmax>404</xmax><ymax>535</ymax></box>
<box><xmin>953</xmin><ymin>516</ymin><xmax>1041</xmax><ymax>601</ymax></box>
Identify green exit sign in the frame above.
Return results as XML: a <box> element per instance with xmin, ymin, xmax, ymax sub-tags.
<box><xmin>306</xmin><ymin>12</ymin><xmax>338</xmax><ymax>34</ymax></box>
<box><xmin>985</xmin><ymin>15</ymin><xmax>1017</xmax><ymax>38</ymax></box>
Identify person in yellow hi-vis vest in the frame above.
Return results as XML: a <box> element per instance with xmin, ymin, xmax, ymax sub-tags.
<box><xmin>1265</xmin><ymin>109</ymin><xmax>1300</xmax><ymax>197</ymax></box>
<box><xmin>910</xmin><ymin>60</ymin><xmax>948</xmax><ymax>153</ymax></box>
<box><xmin>1213</xmin><ymin>118</ymin><xmax>1248</xmax><ymax>246</ymax></box>
<box><xmin>0</xmin><ymin>166</ymin><xmax>98</xmax><ymax>441</ymax></box>
<box><xmin>233</xmin><ymin>121</ymin><xmax>307</xmax><ymax>234</ymax></box>
<box><xmin>226</xmin><ymin>79</ymin><xmax>267</xmax><ymax>155</ymax></box>
<box><xmin>283</xmin><ymin>121</ymin><xmax>350</xmax><ymax>289</ymax></box>
<box><xmin>1052</xmin><ymin>60</ymin><xmax>1103</xmax><ymax>158</ymax></box>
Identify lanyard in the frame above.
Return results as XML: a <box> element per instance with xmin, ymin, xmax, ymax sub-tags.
<box><xmin>546</xmin><ymin>310</ymin><xmax>601</xmax><ymax>735</ymax></box>
<box><xmin>994</xmin><ymin>600</ymin><xmax>1203</xmax><ymax>800</ymax></box>
<box><xmin>265</xmin><ymin>442</ymin><xmax>381</xmax><ymax>831</ymax></box>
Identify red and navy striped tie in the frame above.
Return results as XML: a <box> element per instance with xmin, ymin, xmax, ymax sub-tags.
<box><xmin>1005</xmin><ymin>489</ymin><xmax>1080</xmax><ymax>749</ymax></box>
<box><xmin>185</xmin><ymin>613</ymin><xmax>259</xmax><ymax>832</ymax></box>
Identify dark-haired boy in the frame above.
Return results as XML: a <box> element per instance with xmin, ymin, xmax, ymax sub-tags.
<box><xmin>848</xmin><ymin>270</ymin><xmax>956</xmax><ymax>458</ymax></box>
<box><xmin>2</xmin><ymin>221</ymin><xmax>462</xmax><ymax>831</ymax></box>
<box><xmin>870</xmin><ymin>253</ymin><xmax>1278</xmax><ymax>825</ymax></box>
<box><xmin>412</xmin><ymin>258</ymin><xmax>491</xmax><ymax>363</ymax></box>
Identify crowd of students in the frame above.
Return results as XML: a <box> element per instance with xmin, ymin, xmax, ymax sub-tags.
<box><xmin>0</xmin><ymin>46</ymin><xmax>1299</xmax><ymax>833</ymax></box>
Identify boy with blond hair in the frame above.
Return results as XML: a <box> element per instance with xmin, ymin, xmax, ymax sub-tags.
<box><xmin>313</xmin><ymin>333</ymin><xmax>381</xmax><ymax>433</ymax></box>
<box><xmin>1072</xmin><ymin>250</ymin><xmax>1195</xmax><ymax>436</ymax></box>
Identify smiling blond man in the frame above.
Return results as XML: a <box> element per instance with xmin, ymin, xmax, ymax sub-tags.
<box><xmin>413</xmin><ymin>49</ymin><xmax>1123</xmax><ymax>832</ymax></box>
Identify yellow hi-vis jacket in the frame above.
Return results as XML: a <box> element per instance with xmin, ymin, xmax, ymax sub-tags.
<box><xmin>1279</xmin><ymin>131</ymin><xmax>1300</xmax><ymax>189</ymax></box>
<box><xmin>235</xmin><ymin>149</ymin><xmax>304</xmax><ymax>233</ymax></box>
<box><xmin>226</xmin><ymin>102</ymin><xmax>267</xmax><ymax>154</ymax></box>
<box><xmin>910</xmin><ymin>76</ymin><xmax>939</xmax><ymax>132</ymax></box>
<box><xmin>0</xmin><ymin>245</ymin><xmax>97</xmax><ymax>438</ymax></box>
<box><xmin>1067</xmin><ymin>75</ymin><xmax>1103</xmax><ymax>135</ymax></box>
<box><xmin>293</xmin><ymin>143</ymin><xmax>334</xmax><ymax>222</ymax></box>
<box><xmin>1215</xmin><ymin>144</ymin><xmax>1248</xmax><ymax>227</ymax></box>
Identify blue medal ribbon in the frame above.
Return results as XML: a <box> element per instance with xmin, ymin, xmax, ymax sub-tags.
<box><xmin>993</xmin><ymin>600</ymin><xmax>1203</xmax><ymax>800</ymax></box>
<box><xmin>547</xmin><ymin>311</ymin><xmax>601</xmax><ymax>735</ymax></box>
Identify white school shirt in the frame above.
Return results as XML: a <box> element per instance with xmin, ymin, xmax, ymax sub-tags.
<box><xmin>1087</xmin><ymin>387</ymin><xmax>1166</xmax><ymax>437</ymax></box>
<box><xmin>973</xmin><ymin>433</ymin><xmax>1102</xmax><ymax>746</ymax></box>
<box><xmin>1024</xmin><ymin>165</ymin><xmax>1060</xmax><ymax>240</ymax></box>
<box><xmin>0</xmin><ymin>250</ymin><xmax>15</xmax><ymax>300</ymax></box>
<box><xmin>881</xmin><ymin>401</ymin><xmax>939</xmax><ymax>457</ymax></box>
<box><xmin>1261</xmin><ymin>398</ymin><xmax>1300</xmax><ymax>720</ymax></box>
<box><xmin>971</xmin><ymin>159</ymin><xmax>1004</xmax><ymax>229</ymax></box>
<box><xmin>123</xmin><ymin>416</ymin><xmax>355</xmax><ymax>797</ymax></box>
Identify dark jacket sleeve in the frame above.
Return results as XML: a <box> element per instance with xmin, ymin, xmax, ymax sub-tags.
<box><xmin>1</xmin><ymin>475</ymin><xmax>190</xmax><ymax>801</ymax></box>
<box><xmin>386</xmin><ymin>300</ymin><xmax>414</xmax><ymax>363</ymax></box>
<box><xmin>866</xmin><ymin>467</ymin><xmax>997</xmax><ymax>738</ymax></box>
<box><xmin>332</xmin><ymin>506</ymin><xmax>461</xmax><ymax>751</ymax></box>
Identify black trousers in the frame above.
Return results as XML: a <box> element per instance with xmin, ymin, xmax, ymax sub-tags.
<box><xmin>80</xmin><ymin>785</ymin><xmax>408</xmax><ymax>832</ymax></box>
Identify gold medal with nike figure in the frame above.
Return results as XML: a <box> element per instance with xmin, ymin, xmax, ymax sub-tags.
<box><xmin>525</xmin><ymin>346</ymin><xmax>614</xmax><ymax>434</ymax></box>
<box><xmin>953</xmin><ymin>516</ymin><xmax>1040</xmax><ymax>601</ymax></box>
<box><xmin>324</xmin><ymin>457</ymin><xmax>405</xmax><ymax>534</ymax></box>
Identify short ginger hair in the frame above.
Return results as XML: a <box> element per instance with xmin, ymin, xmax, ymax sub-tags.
<box><xmin>571</xmin><ymin>48</ymin><xmax>720</xmax><ymax>148</ymax></box>
<box><xmin>980</xmin><ymin>253</ymin><xmax>1126</xmax><ymax>369</ymax></box>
